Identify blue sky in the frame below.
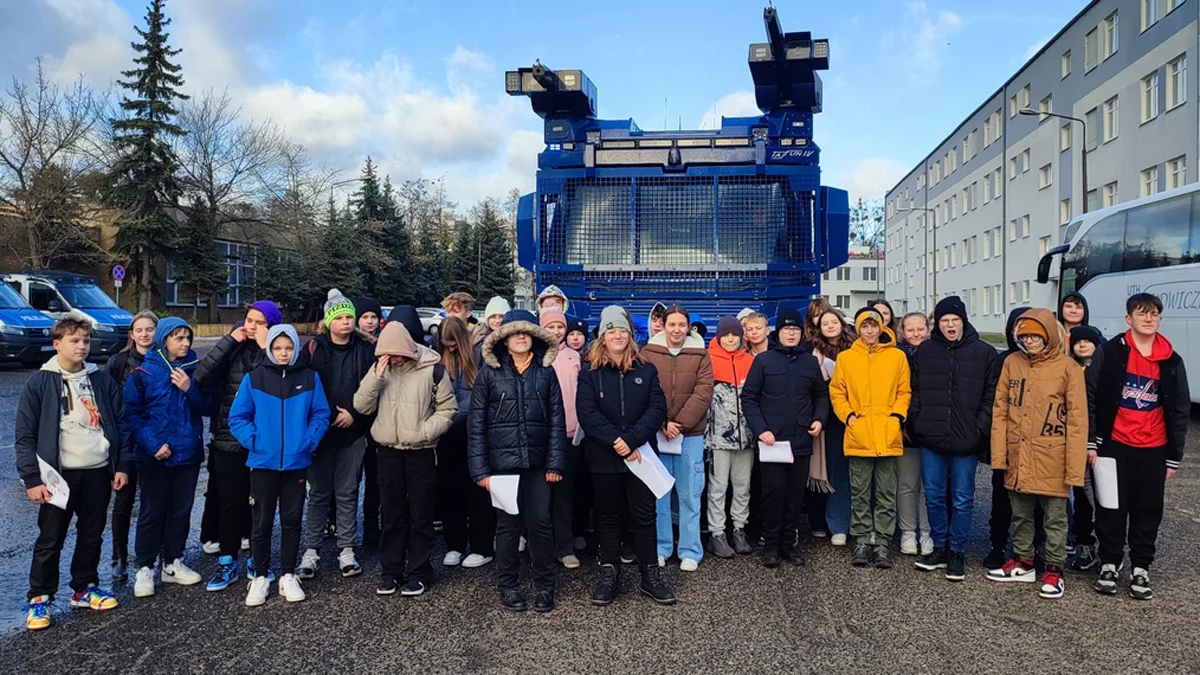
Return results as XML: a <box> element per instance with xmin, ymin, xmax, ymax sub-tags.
<box><xmin>2</xmin><ymin>0</ymin><xmax>1083</xmax><ymax>207</ymax></box>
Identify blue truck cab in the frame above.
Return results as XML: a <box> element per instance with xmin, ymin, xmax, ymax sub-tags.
<box><xmin>6</xmin><ymin>271</ymin><xmax>134</xmax><ymax>359</ymax></box>
<box><xmin>0</xmin><ymin>277</ymin><xmax>55</xmax><ymax>366</ymax></box>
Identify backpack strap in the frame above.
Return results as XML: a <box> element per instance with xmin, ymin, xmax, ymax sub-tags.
<box><xmin>429</xmin><ymin>362</ymin><xmax>446</xmax><ymax>416</ymax></box>
<box><xmin>131</xmin><ymin>366</ymin><xmax>149</xmax><ymax>400</ymax></box>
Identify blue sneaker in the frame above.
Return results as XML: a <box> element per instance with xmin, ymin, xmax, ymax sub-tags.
<box><xmin>244</xmin><ymin>557</ymin><xmax>275</xmax><ymax>582</ymax></box>
<box><xmin>206</xmin><ymin>556</ymin><xmax>238</xmax><ymax>592</ymax></box>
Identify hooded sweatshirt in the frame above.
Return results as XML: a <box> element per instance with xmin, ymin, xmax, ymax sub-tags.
<box><xmin>44</xmin><ymin>357</ymin><xmax>110</xmax><ymax>470</ymax></box>
<box><xmin>640</xmin><ymin>329</ymin><xmax>714</xmax><ymax>437</ymax></box>
<box><xmin>228</xmin><ymin>325</ymin><xmax>330</xmax><ymax>472</ymax></box>
<box><xmin>1111</xmin><ymin>330</ymin><xmax>1174</xmax><ymax>449</ymax></box>
<box><xmin>828</xmin><ymin>310</ymin><xmax>912</xmax><ymax>458</ymax></box>
<box><xmin>536</xmin><ymin>285</ymin><xmax>569</xmax><ymax>312</ymax></box>
<box><xmin>990</xmin><ymin>308</ymin><xmax>1087</xmax><ymax>498</ymax></box>
<box><xmin>353</xmin><ymin>321</ymin><xmax>457</xmax><ymax>450</ymax></box>
<box><xmin>706</xmin><ymin>336</ymin><xmax>755</xmax><ymax>452</ymax></box>
<box><xmin>539</xmin><ymin>309</ymin><xmax>580</xmax><ymax>436</ymax></box>
<box><xmin>1057</xmin><ymin>291</ymin><xmax>1091</xmax><ymax>330</ymax></box>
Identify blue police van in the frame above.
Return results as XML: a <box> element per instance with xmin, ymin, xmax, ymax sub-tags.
<box><xmin>6</xmin><ymin>271</ymin><xmax>134</xmax><ymax>359</ymax></box>
<box><xmin>0</xmin><ymin>277</ymin><xmax>55</xmax><ymax>366</ymax></box>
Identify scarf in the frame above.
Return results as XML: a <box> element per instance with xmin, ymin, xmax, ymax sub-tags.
<box><xmin>808</xmin><ymin>348</ymin><xmax>833</xmax><ymax>494</ymax></box>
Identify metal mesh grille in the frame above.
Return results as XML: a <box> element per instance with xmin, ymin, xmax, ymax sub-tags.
<box><xmin>540</xmin><ymin>175</ymin><xmax>814</xmax><ymax>267</ymax></box>
<box><xmin>539</xmin><ymin>269</ymin><xmax>817</xmax><ymax>297</ymax></box>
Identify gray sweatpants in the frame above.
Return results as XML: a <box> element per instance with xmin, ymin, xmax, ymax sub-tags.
<box><xmin>896</xmin><ymin>446</ymin><xmax>930</xmax><ymax>537</ymax></box>
<box><xmin>304</xmin><ymin>438</ymin><xmax>366</xmax><ymax>551</ymax></box>
<box><xmin>706</xmin><ymin>448</ymin><xmax>754</xmax><ymax>532</ymax></box>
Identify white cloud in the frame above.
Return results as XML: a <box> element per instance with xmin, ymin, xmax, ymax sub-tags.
<box><xmin>697</xmin><ymin>91</ymin><xmax>760</xmax><ymax>130</ymax></box>
<box><xmin>882</xmin><ymin>1</ymin><xmax>963</xmax><ymax>85</ymax></box>
<box><xmin>836</xmin><ymin>157</ymin><xmax>908</xmax><ymax>204</ymax></box>
<box><xmin>46</xmin><ymin>32</ymin><xmax>128</xmax><ymax>86</ymax></box>
<box><xmin>244</xmin><ymin>82</ymin><xmax>371</xmax><ymax>150</ymax></box>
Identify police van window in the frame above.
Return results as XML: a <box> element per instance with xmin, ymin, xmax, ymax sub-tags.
<box><xmin>1062</xmin><ymin>211</ymin><xmax>1125</xmax><ymax>289</ymax></box>
<box><xmin>28</xmin><ymin>283</ymin><xmax>57</xmax><ymax>311</ymax></box>
<box><xmin>1125</xmin><ymin>194</ymin><xmax>1190</xmax><ymax>272</ymax></box>
<box><xmin>1189</xmin><ymin>193</ymin><xmax>1200</xmax><ymax>263</ymax></box>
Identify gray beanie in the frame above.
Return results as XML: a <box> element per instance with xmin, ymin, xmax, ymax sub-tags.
<box><xmin>598</xmin><ymin>305</ymin><xmax>632</xmax><ymax>334</ymax></box>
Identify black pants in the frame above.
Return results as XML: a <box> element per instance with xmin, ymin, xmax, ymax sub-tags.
<box><xmin>591</xmin><ymin>470</ymin><xmax>656</xmax><ymax>566</ymax></box>
<box><xmin>552</xmin><ymin>442</ymin><xmax>582</xmax><ymax>558</ymax></box>
<box><xmin>362</xmin><ymin>437</ymin><xmax>381</xmax><ymax>538</ymax></box>
<box><xmin>249</xmin><ymin>468</ymin><xmax>307</xmax><ymax>577</ymax></box>
<box><xmin>378</xmin><ymin>448</ymin><xmax>438</xmax><ymax>583</ymax></box>
<box><xmin>210</xmin><ymin>450</ymin><xmax>251</xmax><ymax>557</ymax></box>
<box><xmin>573</xmin><ymin>458</ymin><xmax>594</xmax><ymax>535</ymax></box>
<box><xmin>437</xmin><ymin>425</ymin><xmax>495</xmax><ymax>556</ymax></box>
<box><xmin>29</xmin><ymin>467</ymin><xmax>111</xmax><ymax>600</ymax></box>
<box><xmin>745</xmin><ymin>457</ymin><xmax>763</xmax><ymax>542</ymax></box>
<box><xmin>496</xmin><ymin>468</ymin><xmax>556</xmax><ymax>591</ymax></box>
<box><xmin>135</xmin><ymin>461</ymin><xmax>201</xmax><ymax>569</ymax></box>
<box><xmin>200</xmin><ymin>458</ymin><xmax>219</xmax><ymax>544</ymax></box>
<box><xmin>760</xmin><ymin>454</ymin><xmax>811</xmax><ymax>552</ymax></box>
<box><xmin>989</xmin><ymin>468</ymin><xmax>1045</xmax><ymax>552</ymax></box>
<box><xmin>110</xmin><ymin>463</ymin><xmax>138</xmax><ymax>562</ymax></box>
<box><xmin>1095</xmin><ymin>441</ymin><xmax>1167</xmax><ymax>570</ymax></box>
<box><xmin>1071</xmin><ymin>475</ymin><xmax>1096</xmax><ymax>547</ymax></box>
<box><xmin>804</xmin><ymin>490</ymin><xmax>828</xmax><ymax>533</ymax></box>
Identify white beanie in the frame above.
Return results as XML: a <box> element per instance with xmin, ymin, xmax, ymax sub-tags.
<box><xmin>484</xmin><ymin>296</ymin><xmax>512</xmax><ymax>320</ymax></box>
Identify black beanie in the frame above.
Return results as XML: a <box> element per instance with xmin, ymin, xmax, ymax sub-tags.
<box><xmin>355</xmin><ymin>297</ymin><xmax>383</xmax><ymax>319</ymax></box>
<box><xmin>777</xmin><ymin>308</ymin><xmax>804</xmax><ymax>329</ymax></box>
<box><xmin>716</xmin><ymin>315</ymin><xmax>743</xmax><ymax>339</ymax></box>
<box><xmin>934</xmin><ymin>296</ymin><xmax>967</xmax><ymax>323</ymax></box>
<box><xmin>567</xmin><ymin>316</ymin><xmax>587</xmax><ymax>336</ymax></box>
<box><xmin>1070</xmin><ymin>325</ymin><xmax>1103</xmax><ymax>349</ymax></box>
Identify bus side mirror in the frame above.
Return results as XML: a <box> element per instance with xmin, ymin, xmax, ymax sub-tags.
<box><xmin>1036</xmin><ymin>245</ymin><xmax>1069</xmax><ymax>284</ymax></box>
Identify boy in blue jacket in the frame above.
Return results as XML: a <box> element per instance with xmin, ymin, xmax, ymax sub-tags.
<box><xmin>229</xmin><ymin>325</ymin><xmax>330</xmax><ymax>607</ymax></box>
<box><xmin>124</xmin><ymin>317</ymin><xmax>217</xmax><ymax>598</ymax></box>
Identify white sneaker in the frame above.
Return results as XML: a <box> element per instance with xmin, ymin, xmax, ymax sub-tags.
<box><xmin>134</xmin><ymin>566</ymin><xmax>156</xmax><ymax>597</ymax></box>
<box><xmin>162</xmin><ymin>559</ymin><xmax>202</xmax><ymax>585</ymax></box>
<box><xmin>518</xmin><ymin>537</ymin><xmax>527</xmax><ymax>553</ymax></box>
<box><xmin>443</xmin><ymin>550</ymin><xmax>463</xmax><ymax>567</ymax></box>
<box><xmin>278</xmin><ymin>574</ymin><xmax>306</xmax><ymax>603</ymax></box>
<box><xmin>338</xmin><ymin>548</ymin><xmax>362</xmax><ymax>577</ymax></box>
<box><xmin>240</xmin><ymin>538</ymin><xmax>250</xmax><ymax>551</ymax></box>
<box><xmin>657</xmin><ymin>556</ymin><xmax>666</xmax><ymax>568</ymax></box>
<box><xmin>680</xmin><ymin>558</ymin><xmax>699</xmax><ymax>572</ymax></box>
<box><xmin>560</xmin><ymin>554</ymin><xmax>581</xmax><ymax>569</ymax></box>
<box><xmin>919</xmin><ymin>535</ymin><xmax>935</xmax><ymax>557</ymax></box>
<box><xmin>462</xmin><ymin>553</ymin><xmax>494</xmax><ymax>568</ymax></box>
<box><xmin>900</xmin><ymin>532</ymin><xmax>919</xmax><ymax>556</ymax></box>
<box><xmin>245</xmin><ymin>576</ymin><xmax>270</xmax><ymax>607</ymax></box>
<box><xmin>201</xmin><ymin>541</ymin><xmax>220</xmax><ymax>555</ymax></box>
<box><xmin>296</xmin><ymin>549</ymin><xmax>320</xmax><ymax>579</ymax></box>
<box><xmin>831</xmin><ymin>534</ymin><xmax>848</xmax><ymax>547</ymax></box>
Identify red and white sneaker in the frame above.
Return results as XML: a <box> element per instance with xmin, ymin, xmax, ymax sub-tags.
<box><xmin>1040</xmin><ymin>567</ymin><xmax>1065</xmax><ymax>599</ymax></box>
<box><xmin>986</xmin><ymin>558</ymin><xmax>1037</xmax><ymax>583</ymax></box>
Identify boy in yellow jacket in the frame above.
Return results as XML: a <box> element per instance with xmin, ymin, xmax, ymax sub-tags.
<box><xmin>829</xmin><ymin>308</ymin><xmax>911</xmax><ymax>569</ymax></box>
<box><xmin>987</xmin><ymin>309</ymin><xmax>1087</xmax><ymax>599</ymax></box>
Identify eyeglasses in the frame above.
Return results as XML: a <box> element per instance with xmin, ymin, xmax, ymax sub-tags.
<box><xmin>1018</xmin><ymin>334</ymin><xmax>1044</xmax><ymax>341</ymax></box>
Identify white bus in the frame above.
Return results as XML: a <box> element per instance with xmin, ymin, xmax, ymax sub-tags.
<box><xmin>1037</xmin><ymin>183</ymin><xmax>1199</xmax><ymax>404</ymax></box>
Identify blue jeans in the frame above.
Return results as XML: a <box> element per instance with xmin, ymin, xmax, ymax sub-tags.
<box><xmin>921</xmin><ymin>449</ymin><xmax>977</xmax><ymax>553</ymax></box>
<box><xmin>656</xmin><ymin>435</ymin><xmax>705</xmax><ymax>562</ymax></box>
<box><xmin>824</xmin><ymin>421</ymin><xmax>851</xmax><ymax>535</ymax></box>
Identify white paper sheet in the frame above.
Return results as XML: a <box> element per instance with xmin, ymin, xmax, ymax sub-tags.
<box><xmin>629</xmin><ymin>444</ymin><xmax>676</xmax><ymax>499</ymax></box>
<box><xmin>758</xmin><ymin>440</ymin><xmax>794</xmax><ymax>464</ymax></box>
<box><xmin>655</xmin><ymin>431</ymin><xmax>683</xmax><ymax>455</ymax></box>
<box><xmin>572</xmin><ymin>425</ymin><xmax>585</xmax><ymax>447</ymax></box>
<box><xmin>488</xmin><ymin>474</ymin><xmax>521</xmax><ymax>515</ymax></box>
<box><xmin>37</xmin><ymin>457</ymin><xmax>70</xmax><ymax>510</ymax></box>
<box><xmin>1093</xmin><ymin>456</ymin><xmax>1119</xmax><ymax>510</ymax></box>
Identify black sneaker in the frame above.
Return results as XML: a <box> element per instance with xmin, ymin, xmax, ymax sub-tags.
<box><xmin>851</xmin><ymin>543</ymin><xmax>871</xmax><ymax>567</ymax></box>
<box><xmin>761</xmin><ymin>550</ymin><xmax>781</xmax><ymax>568</ymax></box>
<box><xmin>982</xmin><ymin>547</ymin><xmax>1006</xmax><ymax>570</ymax></box>
<box><xmin>811</xmin><ymin>528</ymin><xmax>829</xmax><ymax>539</ymax></box>
<box><xmin>731</xmin><ymin>529</ymin><xmax>752</xmax><ymax>555</ymax></box>
<box><xmin>709</xmin><ymin>533</ymin><xmax>735</xmax><ymax>559</ymax></box>
<box><xmin>501</xmin><ymin>588</ymin><xmax>527</xmax><ymax>612</ymax></box>
<box><xmin>916</xmin><ymin>546</ymin><xmax>949</xmax><ymax>571</ymax></box>
<box><xmin>619</xmin><ymin>545</ymin><xmax>637</xmax><ymax>565</ymax></box>
<box><xmin>945</xmin><ymin>550</ymin><xmax>966</xmax><ymax>581</ymax></box>
<box><xmin>592</xmin><ymin>564</ymin><xmax>619</xmax><ymax>606</ymax></box>
<box><xmin>1129</xmin><ymin>567</ymin><xmax>1153</xmax><ymax>600</ymax></box>
<box><xmin>534</xmin><ymin>589</ymin><xmax>555</xmax><ymax>613</ymax></box>
<box><xmin>400</xmin><ymin>579</ymin><xmax>426</xmax><ymax>597</ymax></box>
<box><xmin>874</xmin><ymin>544</ymin><xmax>894</xmax><ymax>569</ymax></box>
<box><xmin>640</xmin><ymin>566</ymin><xmax>676</xmax><ymax>605</ymax></box>
<box><xmin>1093</xmin><ymin>563</ymin><xmax>1120</xmax><ymax>595</ymax></box>
<box><xmin>376</xmin><ymin>575</ymin><xmax>399</xmax><ymax>596</ymax></box>
<box><xmin>781</xmin><ymin>543</ymin><xmax>806</xmax><ymax>566</ymax></box>
<box><xmin>111</xmin><ymin>558</ymin><xmax>129</xmax><ymax>583</ymax></box>
<box><xmin>1070</xmin><ymin>544</ymin><xmax>1098</xmax><ymax>572</ymax></box>
<box><xmin>363</xmin><ymin>528</ymin><xmax>381</xmax><ymax>550</ymax></box>
<box><xmin>322</xmin><ymin>522</ymin><xmax>336</xmax><ymax>539</ymax></box>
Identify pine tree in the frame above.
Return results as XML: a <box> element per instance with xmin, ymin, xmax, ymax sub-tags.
<box><xmin>317</xmin><ymin>199</ymin><xmax>364</xmax><ymax>301</ymax></box>
<box><xmin>108</xmin><ymin>0</ymin><xmax>189</xmax><ymax>308</ymax></box>
<box><xmin>410</xmin><ymin>216</ymin><xmax>448</xmax><ymax>306</ymax></box>
<box><xmin>448</xmin><ymin>218</ymin><xmax>477</xmax><ymax>294</ymax></box>
<box><xmin>472</xmin><ymin>199</ymin><xmax>516</xmax><ymax>299</ymax></box>
<box><xmin>373</xmin><ymin>176</ymin><xmax>413</xmax><ymax>303</ymax></box>
<box><xmin>173</xmin><ymin>199</ymin><xmax>227</xmax><ymax>320</ymax></box>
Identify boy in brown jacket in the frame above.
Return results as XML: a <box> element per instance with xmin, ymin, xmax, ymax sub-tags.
<box><xmin>987</xmin><ymin>309</ymin><xmax>1087</xmax><ymax>599</ymax></box>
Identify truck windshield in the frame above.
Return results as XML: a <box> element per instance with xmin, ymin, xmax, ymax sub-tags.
<box><xmin>58</xmin><ymin>284</ymin><xmax>118</xmax><ymax>309</ymax></box>
<box><xmin>0</xmin><ymin>283</ymin><xmax>30</xmax><ymax>309</ymax></box>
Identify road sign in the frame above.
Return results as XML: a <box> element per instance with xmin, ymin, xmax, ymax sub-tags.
<box><xmin>114</xmin><ymin>279</ymin><xmax>123</xmax><ymax>288</ymax></box>
<box><xmin>112</xmin><ymin>264</ymin><xmax>126</xmax><ymax>281</ymax></box>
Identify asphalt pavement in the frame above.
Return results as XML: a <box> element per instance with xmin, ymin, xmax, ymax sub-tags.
<box><xmin>0</xmin><ymin>347</ymin><xmax>1198</xmax><ymax>674</ymax></box>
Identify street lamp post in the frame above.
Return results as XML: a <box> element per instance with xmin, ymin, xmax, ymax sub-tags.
<box><xmin>1019</xmin><ymin>108</ymin><xmax>1089</xmax><ymax>214</ymax></box>
<box><xmin>897</xmin><ymin>205</ymin><xmax>936</xmax><ymax>312</ymax></box>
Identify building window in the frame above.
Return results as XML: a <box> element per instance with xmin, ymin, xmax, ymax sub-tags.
<box><xmin>1020</xmin><ymin>85</ymin><xmax>1031</xmax><ymax>109</ymax></box>
<box><xmin>835</xmin><ymin>295</ymin><xmax>851</xmax><ymax>309</ymax></box>
<box><xmin>1038</xmin><ymin>164</ymin><xmax>1053</xmax><ymax>189</ymax></box>
<box><xmin>1087</xmin><ymin>189</ymin><xmax>1099</xmax><ymax>212</ymax></box>
<box><xmin>1167</xmin><ymin>155</ymin><xmax>1186</xmax><ymax>189</ymax></box>
<box><xmin>1085</xmin><ymin>108</ymin><xmax>1099</xmax><ymax>148</ymax></box>
<box><xmin>1103</xmin><ymin>96</ymin><xmax>1119</xmax><ymax>142</ymax></box>
<box><xmin>822</xmin><ymin>271</ymin><xmax>830</xmax><ymax>281</ymax></box>
<box><xmin>835</xmin><ymin>267</ymin><xmax>851</xmax><ymax>281</ymax></box>
<box><xmin>1085</xmin><ymin>28</ymin><xmax>1098</xmax><ymax>72</ymax></box>
<box><xmin>1039</xmin><ymin>95</ymin><xmax>1052</xmax><ymax>117</ymax></box>
<box><xmin>862</xmin><ymin>266</ymin><xmax>878</xmax><ymax>282</ymax></box>
<box><xmin>1009</xmin><ymin>281</ymin><xmax>1018</xmax><ymax>303</ymax></box>
<box><xmin>983</xmin><ymin>231</ymin><xmax>992</xmax><ymax>259</ymax></box>
<box><xmin>994</xmin><ymin>168</ymin><xmax>1004</xmax><ymax>197</ymax></box>
<box><xmin>1102</xmin><ymin>11</ymin><xmax>1119</xmax><ymax>61</ymax></box>
<box><xmin>993</xmin><ymin>110</ymin><xmax>1003</xmax><ymax>143</ymax></box>
<box><xmin>1060</xmin><ymin>124</ymin><xmax>1072</xmax><ymax>151</ymax></box>
<box><xmin>1061</xmin><ymin>50</ymin><xmax>1071</xmax><ymax>78</ymax></box>
<box><xmin>1009</xmin><ymin>156</ymin><xmax>1018</xmax><ymax>180</ymax></box>
<box><xmin>1022</xmin><ymin>149</ymin><xmax>1031</xmax><ymax>172</ymax></box>
<box><xmin>1103</xmin><ymin>181</ymin><xmax>1119</xmax><ymax>207</ymax></box>
<box><xmin>217</xmin><ymin>241</ymin><xmax>257</xmax><ymax>308</ymax></box>
<box><xmin>1009</xmin><ymin>93</ymin><xmax>1018</xmax><ymax>117</ymax></box>
<box><xmin>1167</xmin><ymin>55</ymin><xmax>1186</xmax><ymax>110</ymax></box>
<box><xmin>970</xmin><ymin>235</ymin><xmax>978</xmax><ymax>263</ymax></box>
<box><xmin>1142</xmin><ymin>0</ymin><xmax>1161</xmax><ymax>31</ymax></box>
<box><xmin>1022</xmin><ymin>280</ymin><xmax>1031</xmax><ymax>302</ymax></box>
<box><xmin>1021</xmin><ymin>214</ymin><xmax>1031</xmax><ymax>238</ymax></box>
<box><xmin>1140</xmin><ymin>166</ymin><xmax>1159</xmax><ymax>196</ymax></box>
<box><xmin>1009</xmin><ymin>219</ymin><xmax>1018</xmax><ymax>242</ymax></box>
<box><xmin>1142</xmin><ymin>72</ymin><xmax>1159</xmax><ymax>122</ymax></box>
<box><xmin>1039</xmin><ymin>235</ymin><xmax>1052</xmax><ymax>257</ymax></box>
<box><xmin>1060</xmin><ymin>198</ymin><xmax>1072</xmax><ymax>225</ymax></box>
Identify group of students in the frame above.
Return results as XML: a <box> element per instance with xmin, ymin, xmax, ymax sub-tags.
<box><xmin>13</xmin><ymin>282</ymin><xmax>1189</xmax><ymax>630</ymax></box>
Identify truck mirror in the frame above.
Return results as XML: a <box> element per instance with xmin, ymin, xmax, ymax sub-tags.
<box><xmin>47</xmin><ymin>299</ymin><xmax>62</xmax><ymax>311</ymax></box>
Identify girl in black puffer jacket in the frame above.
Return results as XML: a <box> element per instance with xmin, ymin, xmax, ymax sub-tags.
<box><xmin>468</xmin><ymin>310</ymin><xmax>566</xmax><ymax>612</ymax></box>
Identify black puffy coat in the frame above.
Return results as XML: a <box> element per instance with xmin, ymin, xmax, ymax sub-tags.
<box><xmin>741</xmin><ymin>343</ymin><xmax>830</xmax><ymax>455</ymax></box>
<box><xmin>195</xmin><ymin>328</ymin><xmax>266</xmax><ymax>453</ymax></box>
<box><xmin>306</xmin><ymin>331</ymin><xmax>376</xmax><ymax>451</ymax></box>
<box><xmin>104</xmin><ymin>348</ymin><xmax>145</xmax><ymax>385</ymax></box>
<box><xmin>909</xmin><ymin>321</ymin><xmax>1001</xmax><ymax>456</ymax></box>
<box><xmin>576</xmin><ymin>357</ymin><xmax>668</xmax><ymax>474</ymax></box>
<box><xmin>467</xmin><ymin>320</ymin><xmax>567</xmax><ymax>480</ymax></box>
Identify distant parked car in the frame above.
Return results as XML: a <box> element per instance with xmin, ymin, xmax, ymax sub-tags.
<box><xmin>417</xmin><ymin>307</ymin><xmax>446</xmax><ymax>336</ymax></box>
